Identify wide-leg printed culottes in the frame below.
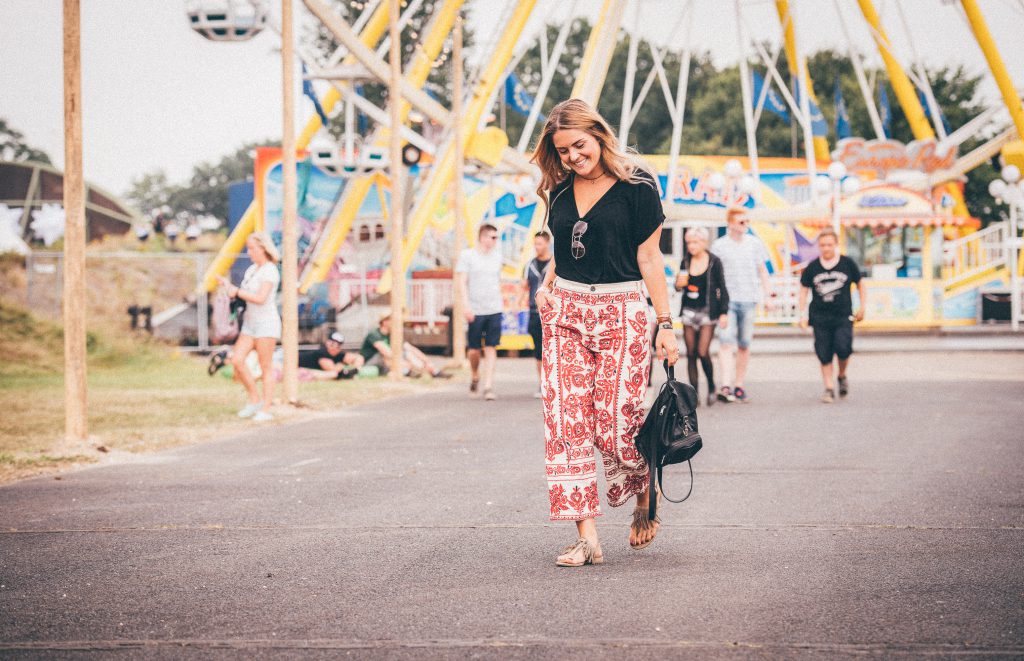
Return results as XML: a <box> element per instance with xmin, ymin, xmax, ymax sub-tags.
<box><xmin>541</xmin><ymin>278</ymin><xmax>652</xmax><ymax>521</ymax></box>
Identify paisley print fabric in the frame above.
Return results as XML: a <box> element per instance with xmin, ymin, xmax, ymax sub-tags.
<box><xmin>541</xmin><ymin>282</ymin><xmax>652</xmax><ymax>521</ymax></box>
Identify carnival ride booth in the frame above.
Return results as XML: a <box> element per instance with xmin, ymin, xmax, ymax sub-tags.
<box><xmin>805</xmin><ymin>184</ymin><xmax>973</xmax><ymax>328</ymax></box>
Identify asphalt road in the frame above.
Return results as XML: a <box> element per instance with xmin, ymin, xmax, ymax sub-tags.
<box><xmin>2</xmin><ymin>352</ymin><xmax>1023</xmax><ymax>659</ymax></box>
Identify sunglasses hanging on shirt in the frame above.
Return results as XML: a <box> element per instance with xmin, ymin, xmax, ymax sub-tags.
<box><xmin>571</xmin><ymin>220</ymin><xmax>588</xmax><ymax>260</ymax></box>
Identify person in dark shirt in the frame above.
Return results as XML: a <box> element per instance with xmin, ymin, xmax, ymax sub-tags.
<box><xmin>518</xmin><ymin>231</ymin><xmax>553</xmax><ymax>398</ymax></box>
<box><xmin>530</xmin><ymin>98</ymin><xmax>679</xmax><ymax>567</ymax></box>
<box><xmin>675</xmin><ymin>227</ymin><xmax>729</xmax><ymax>406</ymax></box>
<box><xmin>358</xmin><ymin>313</ymin><xmax>451</xmax><ymax>379</ymax></box>
<box><xmin>798</xmin><ymin>228</ymin><xmax>867</xmax><ymax>403</ymax></box>
<box><xmin>298</xmin><ymin>331</ymin><xmax>363</xmax><ymax>380</ymax></box>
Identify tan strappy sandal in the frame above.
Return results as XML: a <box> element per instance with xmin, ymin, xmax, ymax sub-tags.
<box><xmin>630</xmin><ymin>492</ymin><xmax>662</xmax><ymax>550</ymax></box>
<box><xmin>555</xmin><ymin>538</ymin><xmax>604</xmax><ymax>567</ymax></box>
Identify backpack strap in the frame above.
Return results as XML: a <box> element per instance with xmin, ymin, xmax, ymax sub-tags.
<box><xmin>659</xmin><ymin>460</ymin><xmax>694</xmax><ymax>504</ymax></box>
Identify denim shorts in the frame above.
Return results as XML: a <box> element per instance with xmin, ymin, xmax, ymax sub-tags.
<box><xmin>468</xmin><ymin>312</ymin><xmax>503</xmax><ymax>348</ymax></box>
<box><xmin>718</xmin><ymin>301</ymin><xmax>756</xmax><ymax>349</ymax></box>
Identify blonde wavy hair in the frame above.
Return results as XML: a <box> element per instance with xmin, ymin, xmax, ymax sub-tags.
<box><xmin>247</xmin><ymin>231</ymin><xmax>280</xmax><ymax>264</ymax></box>
<box><xmin>530</xmin><ymin>98</ymin><xmax>655</xmax><ymax>210</ymax></box>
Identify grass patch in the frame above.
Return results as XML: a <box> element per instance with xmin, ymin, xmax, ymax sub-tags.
<box><xmin>1</xmin><ymin>350</ymin><xmax>448</xmax><ymax>457</ymax></box>
<box><xmin>0</xmin><ymin>300</ymin><xmax>458</xmax><ymax>481</ymax></box>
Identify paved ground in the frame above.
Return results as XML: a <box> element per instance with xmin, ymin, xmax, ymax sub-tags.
<box><xmin>1</xmin><ymin>351</ymin><xmax>1023</xmax><ymax>659</ymax></box>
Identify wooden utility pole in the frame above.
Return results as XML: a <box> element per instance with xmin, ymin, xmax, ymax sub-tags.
<box><xmin>280</xmin><ymin>0</ymin><xmax>299</xmax><ymax>402</ymax></box>
<box><xmin>387</xmin><ymin>0</ymin><xmax>405</xmax><ymax>379</ymax></box>
<box><xmin>63</xmin><ymin>0</ymin><xmax>87</xmax><ymax>443</ymax></box>
<box><xmin>450</xmin><ymin>15</ymin><xmax>466</xmax><ymax>366</ymax></box>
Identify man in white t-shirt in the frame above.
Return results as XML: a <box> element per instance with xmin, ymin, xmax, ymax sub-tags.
<box><xmin>455</xmin><ymin>223</ymin><xmax>503</xmax><ymax>400</ymax></box>
<box><xmin>710</xmin><ymin>208</ymin><xmax>771</xmax><ymax>403</ymax></box>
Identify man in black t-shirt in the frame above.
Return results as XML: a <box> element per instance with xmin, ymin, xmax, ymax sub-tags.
<box><xmin>518</xmin><ymin>231</ymin><xmax>552</xmax><ymax>398</ymax></box>
<box><xmin>297</xmin><ymin>332</ymin><xmax>363</xmax><ymax>380</ymax></box>
<box><xmin>798</xmin><ymin>228</ymin><xmax>867</xmax><ymax>403</ymax></box>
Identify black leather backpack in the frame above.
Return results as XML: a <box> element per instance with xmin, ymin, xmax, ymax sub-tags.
<box><xmin>634</xmin><ymin>362</ymin><xmax>703</xmax><ymax>520</ymax></box>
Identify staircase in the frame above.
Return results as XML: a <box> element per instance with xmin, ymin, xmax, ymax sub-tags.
<box><xmin>942</xmin><ymin>221</ymin><xmax>1009</xmax><ymax>293</ymax></box>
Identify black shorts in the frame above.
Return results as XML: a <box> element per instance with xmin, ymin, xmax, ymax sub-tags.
<box><xmin>468</xmin><ymin>312</ymin><xmax>503</xmax><ymax>349</ymax></box>
<box><xmin>528</xmin><ymin>311</ymin><xmax>543</xmax><ymax>360</ymax></box>
<box><xmin>813</xmin><ymin>323</ymin><xmax>854</xmax><ymax>364</ymax></box>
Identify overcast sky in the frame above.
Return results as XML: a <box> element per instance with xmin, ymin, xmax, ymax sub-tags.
<box><xmin>2</xmin><ymin>0</ymin><xmax>1022</xmax><ymax>198</ymax></box>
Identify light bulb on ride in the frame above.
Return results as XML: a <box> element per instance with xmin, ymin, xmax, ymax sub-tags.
<box><xmin>827</xmin><ymin>161</ymin><xmax>847</xmax><ymax>180</ymax></box>
<box><xmin>841</xmin><ymin>176</ymin><xmax>861</xmax><ymax>195</ymax></box>
<box><xmin>707</xmin><ymin>172</ymin><xmax>726</xmax><ymax>191</ymax></box>
<box><xmin>989</xmin><ymin>178</ymin><xmax>1008</xmax><ymax>199</ymax></box>
<box><xmin>1001</xmin><ymin>164</ymin><xmax>1021</xmax><ymax>184</ymax></box>
<box><xmin>723</xmin><ymin>159</ymin><xmax>743</xmax><ymax>179</ymax></box>
<box><xmin>813</xmin><ymin>176</ymin><xmax>833</xmax><ymax>196</ymax></box>
<box><xmin>737</xmin><ymin>175</ymin><xmax>757</xmax><ymax>196</ymax></box>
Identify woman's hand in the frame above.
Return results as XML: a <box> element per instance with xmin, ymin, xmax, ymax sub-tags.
<box><xmin>656</xmin><ymin>326</ymin><xmax>680</xmax><ymax>366</ymax></box>
<box><xmin>216</xmin><ymin>275</ymin><xmax>239</xmax><ymax>297</ymax></box>
<box><xmin>535</xmin><ymin>289</ymin><xmax>555</xmax><ymax>311</ymax></box>
<box><xmin>718</xmin><ymin>315</ymin><xmax>728</xmax><ymax>330</ymax></box>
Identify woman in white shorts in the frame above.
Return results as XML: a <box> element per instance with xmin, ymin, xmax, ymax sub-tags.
<box><xmin>217</xmin><ymin>231</ymin><xmax>281</xmax><ymax>422</ymax></box>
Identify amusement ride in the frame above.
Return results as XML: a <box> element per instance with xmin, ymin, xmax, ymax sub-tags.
<box><xmin>184</xmin><ymin>0</ymin><xmax>1024</xmax><ymax>345</ymax></box>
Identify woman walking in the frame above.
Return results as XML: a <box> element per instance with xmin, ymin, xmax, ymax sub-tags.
<box><xmin>216</xmin><ymin>231</ymin><xmax>281</xmax><ymax>422</ymax></box>
<box><xmin>531</xmin><ymin>99</ymin><xmax>679</xmax><ymax>567</ymax></box>
<box><xmin>675</xmin><ymin>227</ymin><xmax>729</xmax><ymax>406</ymax></box>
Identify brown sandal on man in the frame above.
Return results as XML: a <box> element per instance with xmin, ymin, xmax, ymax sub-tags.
<box><xmin>555</xmin><ymin>538</ymin><xmax>604</xmax><ymax>567</ymax></box>
<box><xmin>629</xmin><ymin>493</ymin><xmax>662</xmax><ymax>550</ymax></box>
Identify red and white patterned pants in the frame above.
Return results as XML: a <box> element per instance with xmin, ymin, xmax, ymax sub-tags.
<box><xmin>541</xmin><ymin>278</ymin><xmax>652</xmax><ymax>521</ymax></box>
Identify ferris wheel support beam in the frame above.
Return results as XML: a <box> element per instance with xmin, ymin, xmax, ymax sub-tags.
<box><xmin>377</xmin><ymin>0</ymin><xmax>538</xmax><ymax>295</ymax></box>
<box><xmin>200</xmin><ymin>1</ymin><xmax>391</xmax><ymax>293</ymax></box>
<box><xmin>515</xmin><ymin>0</ymin><xmax>578</xmax><ymax>153</ymax></box>
<box><xmin>618</xmin><ymin>1</ymin><xmax>641</xmax><ymax>144</ymax></box>
<box><xmin>299</xmin><ymin>0</ymin><xmax>468</xmax><ymax>293</ymax></box>
<box><xmin>895</xmin><ymin>1</ymin><xmax>946</xmax><ymax>140</ymax></box>
<box><xmin>735</xmin><ymin>0</ymin><xmax>761</xmax><ymax>196</ymax></box>
<box><xmin>832</xmin><ymin>0</ymin><xmax>886</xmax><ymax>140</ymax></box>
<box><xmin>856</xmin><ymin>0</ymin><xmax>968</xmax><ymax>217</ymax></box>
<box><xmin>959</xmin><ymin>0</ymin><xmax>1024</xmax><ymax>142</ymax></box>
<box><xmin>774</xmin><ymin>0</ymin><xmax>830</xmax><ymax>163</ymax></box>
<box><xmin>792</xmin><ymin>1</ymin><xmax>819</xmax><ymax>205</ymax></box>
<box><xmin>746</xmin><ymin>34</ymin><xmax>808</xmax><ymax>134</ymax></box>
<box><xmin>570</xmin><ymin>0</ymin><xmax>627</xmax><ymax>106</ymax></box>
<box><xmin>666</xmin><ymin>2</ymin><xmax>695</xmax><ymax>203</ymax></box>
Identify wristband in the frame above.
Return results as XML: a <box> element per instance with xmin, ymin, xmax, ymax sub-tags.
<box><xmin>658</xmin><ymin>321</ymin><xmax>673</xmax><ymax>331</ymax></box>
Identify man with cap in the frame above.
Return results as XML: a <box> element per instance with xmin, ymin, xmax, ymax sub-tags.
<box><xmin>298</xmin><ymin>331</ymin><xmax>364</xmax><ymax>380</ymax></box>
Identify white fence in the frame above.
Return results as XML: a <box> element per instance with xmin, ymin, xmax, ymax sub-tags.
<box><xmin>942</xmin><ymin>220</ymin><xmax>1008</xmax><ymax>289</ymax></box>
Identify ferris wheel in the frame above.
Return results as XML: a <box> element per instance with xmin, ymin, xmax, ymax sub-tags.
<box><xmin>185</xmin><ymin>0</ymin><xmax>270</xmax><ymax>42</ymax></box>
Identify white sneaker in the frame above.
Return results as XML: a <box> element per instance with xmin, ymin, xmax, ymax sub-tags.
<box><xmin>252</xmin><ymin>410</ymin><xmax>274</xmax><ymax>422</ymax></box>
<box><xmin>237</xmin><ymin>402</ymin><xmax>262</xmax><ymax>418</ymax></box>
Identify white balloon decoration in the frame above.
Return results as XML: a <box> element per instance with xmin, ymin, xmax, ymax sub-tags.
<box><xmin>30</xmin><ymin>203</ymin><xmax>66</xmax><ymax>246</ymax></box>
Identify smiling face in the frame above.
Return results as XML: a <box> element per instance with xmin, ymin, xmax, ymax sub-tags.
<box><xmin>552</xmin><ymin>128</ymin><xmax>603</xmax><ymax>179</ymax></box>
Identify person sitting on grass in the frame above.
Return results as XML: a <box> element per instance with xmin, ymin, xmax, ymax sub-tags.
<box><xmin>298</xmin><ymin>332</ymin><xmax>364</xmax><ymax>380</ymax></box>
<box><xmin>359</xmin><ymin>313</ymin><xmax>451</xmax><ymax>379</ymax></box>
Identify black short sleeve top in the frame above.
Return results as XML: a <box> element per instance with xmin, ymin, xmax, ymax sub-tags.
<box><xmin>548</xmin><ymin>170</ymin><xmax>665</xmax><ymax>284</ymax></box>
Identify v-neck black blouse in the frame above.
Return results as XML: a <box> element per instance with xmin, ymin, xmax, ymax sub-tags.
<box><xmin>547</xmin><ymin>170</ymin><xmax>666</xmax><ymax>284</ymax></box>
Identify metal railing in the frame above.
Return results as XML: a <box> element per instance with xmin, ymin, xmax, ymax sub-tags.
<box><xmin>406</xmin><ymin>279</ymin><xmax>453</xmax><ymax>326</ymax></box>
<box><xmin>942</xmin><ymin>221</ymin><xmax>1008</xmax><ymax>289</ymax></box>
